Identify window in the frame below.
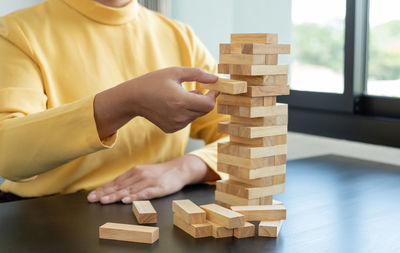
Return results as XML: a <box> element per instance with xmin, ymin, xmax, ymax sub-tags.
<box><xmin>292</xmin><ymin>0</ymin><xmax>346</xmax><ymax>94</ymax></box>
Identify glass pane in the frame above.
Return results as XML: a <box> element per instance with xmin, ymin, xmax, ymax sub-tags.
<box><xmin>366</xmin><ymin>0</ymin><xmax>400</xmax><ymax>97</ymax></box>
<box><xmin>291</xmin><ymin>0</ymin><xmax>346</xmax><ymax>93</ymax></box>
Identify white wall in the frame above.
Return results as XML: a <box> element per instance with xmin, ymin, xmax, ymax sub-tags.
<box><xmin>0</xmin><ymin>0</ymin><xmax>43</xmax><ymax>16</ymax></box>
<box><xmin>171</xmin><ymin>0</ymin><xmax>292</xmax><ymax>63</ymax></box>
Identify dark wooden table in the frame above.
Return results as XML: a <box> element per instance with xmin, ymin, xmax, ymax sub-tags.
<box><xmin>1</xmin><ymin>155</ymin><xmax>400</xmax><ymax>253</ymax></box>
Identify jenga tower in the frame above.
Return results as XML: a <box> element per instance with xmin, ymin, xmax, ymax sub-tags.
<box><xmin>201</xmin><ymin>33</ymin><xmax>290</xmax><ymax>209</ymax></box>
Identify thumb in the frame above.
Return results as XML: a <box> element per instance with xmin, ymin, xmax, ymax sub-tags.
<box><xmin>175</xmin><ymin>67</ymin><xmax>218</xmax><ymax>84</ymax></box>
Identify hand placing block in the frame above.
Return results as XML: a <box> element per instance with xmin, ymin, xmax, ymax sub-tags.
<box><xmin>99</xmin><ymin>222</ymin><xmax>159</xmax><ymax>244</ymax></box>
<box><xmin>200</xmin><ymin>203</ymin><xmax>244</xmax><ymax>229</ymax></box>
<box><xmin>173</xmin><ymin>214</ymin><xmax>212</xmax><ymax>238</ymax></box>
<box><xmin>259</xmin><ymin>220</ymin><xmax>283</xmax><ymax>237</ymax></box>
<box><xmin>231</xmin><ymin>205</ymin><xmax>286</xmax><ymax>221</ymax></box>
<box><xmin>172</xmin><ymin>199</ymin><xmax>206</xmax><ymax>224</ymax></box>
<box><xmin>199</xmin><ymin>78</ymin><xmax>247</xmax><ymax>95</ymax></box>
<box><xmin>233</xmin><ymin>222</ymin><xmax>255</xmax><ymax>239</ymax></box>
<box><xmin>132</xmin><ymin>201</ymin><xmax>157</xmax><ymax>224</ymax></box>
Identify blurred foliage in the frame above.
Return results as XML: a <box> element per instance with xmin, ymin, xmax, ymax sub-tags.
<box><xmin>293</xmin><ymin>21</ymin><xmax>400</xmax><ymax>80</ymax></box>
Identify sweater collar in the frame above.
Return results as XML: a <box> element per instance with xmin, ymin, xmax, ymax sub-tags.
<box><xmin>62</xmin><ymin>0</ymin><xmax>139</xmax><ymax>25</ymax></box>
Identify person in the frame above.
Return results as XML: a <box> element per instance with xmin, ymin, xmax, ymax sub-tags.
<box><xmin>0</xmin><ymin>0</ymin><xmax>228</xmax><ymax>204</ymax></box>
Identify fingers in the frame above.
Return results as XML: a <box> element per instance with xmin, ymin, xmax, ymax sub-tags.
<box><xmin>174</xmin><ymin>67</ymin><xmax>218</xmax><ymax>84</ymax></box>
<box><xmin>183</xmin><ymin>90</ymin><xmax>216</xmax><ymax>113</ymax></box>
<box><xmin>121</xmin><ymin>187</ymin><xmax>163</xmax><ymax>204</ymax></box>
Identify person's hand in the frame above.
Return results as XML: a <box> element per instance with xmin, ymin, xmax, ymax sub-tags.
<box><xmin>87</xmin><ymin>155</ymin><xmax>219</xmax><ymax>204</ymax></box>
<box><xmin>94</xmin><ymin>67</ymin><xmax>219</xmax><ymax>140</ymax></box>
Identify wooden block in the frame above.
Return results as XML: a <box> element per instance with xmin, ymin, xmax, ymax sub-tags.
<box><xmin>230</xmin><ymin>115</ymin><xmax>288</xmax><ymax>127</ymax></box>
<box><xmin>244</xmin><ymin>85</ymin><xmax>290</xmax><ymax>97</ymax></box>
<box><xmin>216</xmin><ymin>180</ymin><xmax>285</xmax><ymax>199</ymax></box>
<box><xmin>172</xmin><ymin>199</ymin><xmax>206</xmax><ymax>224</ymax></box>
<box><xmin>218</xmin><ymin>153</ymin><xmax>286</xmax><ymax>169</ymax></box>
<box><xmin>207</xmin><ymin>220</ymin><xmax>233</xmax><ymax>238</ymax></box>
<box><xmin>218</xmin><ymin>103</ymin><xmax>288</xmax><ymax>118</ymax></box>
<box><xmin>229</xmin><ymin>43</ymin><xmax>290</xmax><ymax>55</ymax></box>
<box><xmin>99</xmin><ymin>222</ymin><xmax>159</xmax><ymax>244</ymax></box>
<box><xmin>200</xmin><ymin>203</ymin><xmax>244</xmax><ymax>229</ymax></box>
<box><xmin>220</xmin><ymin>54</ymin><xmax>265</xmax><ymax>65</ymax></box>
<box><xmin>231</xmin><ymin>33</ymin><xmax>278</xmax><ymax>44</ymax></box>
<box><xmin>218</xmin><ymin>163</ymin><xmax>286</xmax><ymax>179</ymax></box>
<box><xmin>215</xmin><ymin>192</ymin><xmax>272</xmax><ymax>207</ymax></box>
<box><xmin>173</xmin><ymin>214</ymin><xmax>212</xmax><ymax>238</ymax></box>
<box><xmin>199</xmin><ymin>78</ymin><xmax>247</xmax><ymax>95</ymax></box>
<box><xmin>233</xmin><ymin>222</ymin><xmax>255</xmax><ymax>238</ymax></box>
<box><xmin>218</xmin><ymin>64</ymin><xmax>288</xmax><ymax>76</ymax></box>
<box><xmin>231</xmin><ymin>74</ymin><xmax>288</xmax><ymax>86</ymax></box>
<box><xmin>217</xmin><ymin>94</ymin><xmax>276</xmax><ymax>107</ymax></box>
<box><xmin>220</xmin><ymin>43</ymin><xmax>231</xmax><ymax>54</ymax></box>
<box><xmin>230</xmin><ymin>135</ymin><xmax>287</xmax><ymax>147</ymax></box>
<box><xmin>265</xmin><ymin>54</ymin><xmax>278</xmax><ymax>65</ymax></box>
<box><xmin>218</xmin><ymin>122</ymin><xmax>287</xmax><ymax>138</ymax></box>
<box><xmin>259</xmin><ymin>220</ymin><xmax>283</xmax><ymax>237</ymax></box>
<box><xmin>132</xmin><ymin>201</ymin><xmax>157</xmax><ymax>224</ymax></box>
<box><xmin>218</xmin><ymin>142</ymin><xmax>287</xmax><ymax>159</ymax></box>
<box><xmin>230</xmin><ymin>174</ymin><xmax>286</xmax><ymax>187</ymax></box>
<box><xmin>231</xmin><ymin>205</ymin><xmax>286</xmax><ymax>221</ymax></box>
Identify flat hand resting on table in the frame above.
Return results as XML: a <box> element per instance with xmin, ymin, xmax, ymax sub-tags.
<box><xmin>88</xmin><ymin>67</ymin><xmax>220</xmax><ymax>204</ymax></box>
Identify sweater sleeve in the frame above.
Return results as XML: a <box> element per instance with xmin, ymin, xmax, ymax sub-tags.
<box><xmin>0</xmin><ymin>33</ymin><xmax>116</xmax><ymax>182</ymax></box>
<box><xmin>181</xmin><ymin>25</ymin><xmax>229</xmax><ymax>180</ymax></box>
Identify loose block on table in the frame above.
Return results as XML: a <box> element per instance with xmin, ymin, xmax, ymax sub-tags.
<box><xmin>207</xmin><ymin>220</ymin><xmax>233</xmax><ymax>238</ymax></box>
<box><xmin>231</xmin><ymin>205</ymin><xmax>286</xmax><ymax>221</ymax></box>
<box><xmin>199</xmin><ymin>78</ymin><xmax>247</xmax><ymax>95</ymax></box>
<box><xmin>233</xmin><ymin>222</ymin><xmax>255</xmax><ymax>239</ymax></box>
<box><xmin>200</xmin><ymin>203</ymin><xmax>244</xmax><ymax>229</ymax></box>
<box><xmin>99</xmin><ymin>222</ymin><xmax>159</xmax><ymax>244</ymax></box>
<box><xmin>173</xmin><ymin>214</ymin><xmax>212</xmax><ymax>238</ymax></box>
<box><xmin>258</xmin><ymin>220</ymin><xmax>283</xmax><ymax>237</ymax></box>
<box><xmin>132</xmin><ymin>200</ymin><xmax>157</xmax><ymax>224</ymax></box>
<box><xmin>172</xmin><ymin>199</ymin><xmax>206</xmax><ymax>224</ymax></box>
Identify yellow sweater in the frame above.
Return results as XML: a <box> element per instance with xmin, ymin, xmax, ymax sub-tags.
<box><xmin>0</xmin><ymin>0</ymin><xmax>228</xmax><ymax>197</ymax></box>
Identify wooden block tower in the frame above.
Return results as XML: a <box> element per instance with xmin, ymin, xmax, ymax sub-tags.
<box><xmin>200</xmin><ymin>33</ymin><xmax>290</xmax><ymax>237</ymax></box>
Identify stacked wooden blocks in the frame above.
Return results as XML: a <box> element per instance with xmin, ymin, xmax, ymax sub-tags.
<box><xmin>201</xmin><ymin>33</ymin><xmax>290</xmax><ymax>237</ymax></box>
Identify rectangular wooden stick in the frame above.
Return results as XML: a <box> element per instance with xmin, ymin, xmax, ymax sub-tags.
<box><xmin>229</xmin><ymin>174</ymin><xmax>286</xmax><ymax>187</ymax></box>
<box><xmin>207</xmin><ymin>220</ymin><xmax>233</xmax><ymax>238</ymax></box>
<box><xmin>233</xmin><ymin>222</ymin><xmax>255</xmax><ymax>238</ymax></box>
<box><xmin>218</xmin><ymin>142</ymin><xmax>287</xmax><ymax>159</ymax></box>
<box><xmin>173</xmin><ymin>214</ymin><xmax>212</xmax><ymax>238</ymax></box>
<box><xmin>259</xmin><ymin>220</ymin><xmax>283</xmax><ymax>237</ymax></box>
<box><xmin>218</xmin><ymin>64</ymin><xmax>288</xmax><ymax>76</ymax></box>
<box><xmin>132</xmin><ymin>200</ymin><xmax>157</xmax><ymax>224</ymax></box>
<box><xmin>217</xmin><ymin>163</ymin><xmax>286</xmax><ymax>179</ymax></box>
<box><xmin>172</xmin><ymin>199</ymin><xmax>206</xmax><ymax>224</ymax></box>
<box><xmin>231</xmin><ymin>33</ymin><xmax>278</xmax><ymax>44</ymax></box>
<box><xmin>200</xmin><ymin>203</ymin><xmax>244</xmax><ymax>229</ymax></box>
<box><xmin>229</xmin><ymin>134</ymin><xmax>287</xmax><ymax>147</ymax></box>
<box><xmin>230</xmin><ymin>115</ymin><xmax>288</xmax><ymax>127</ymax></box>
<box><xmin>214</xmin><ymin>191</ymin><xmax>271</xmax><ymax>207</ymax></box>
<box><xmin>218</xmin><ymin>122</ymin><xmax>287</xmax><ymax>138</ymax></box>
<box><xmin>231</xmin><ymin>74</ymin><xmax>288</xmax><ymax>86</ymax></box>
<box><xmin>216</xmin><ymin>180</ymin><xmax>285</xmax><ymax>199</ymax></box>
<box><xmin>244</xmin><ymin>85</ymin><xmax>290</xmax><ymax>97</ymax></box>
<box><xmin>230</xmin><ymin>43</ymin><xmax>290</xmax><ymax>55</ymax></box>
<box><xmin>218</xmin><ymin>153</ymin><xmax>286</xmax><ymax>169</ymax></box>
<box><xmin>219</xmin><ymin>53</ymin><xmax>265</xmax><ymax>65</ymax></box>
<box><xmin>217</xmin><ymin>103</ymin><xmax>288</xmax><ymax>118</ymax></box>
<box><xmin>99</xmin><ymin>222</ymin><xmax>159</xmax><ymax>244</ymax></box>
<box><xmin>231</xmin><ymin>205</ymin><xmax>286</xmax><ymax>221</ymax></box>
<box><xmin>217</xmin><ymin>94</ymin><xmax>276</xmax><ymax>107</ymax></box>
<box><xmin>199</xmin><ymin>78</ymin><xmax>247</xmax><ymax>94</ymax></box>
